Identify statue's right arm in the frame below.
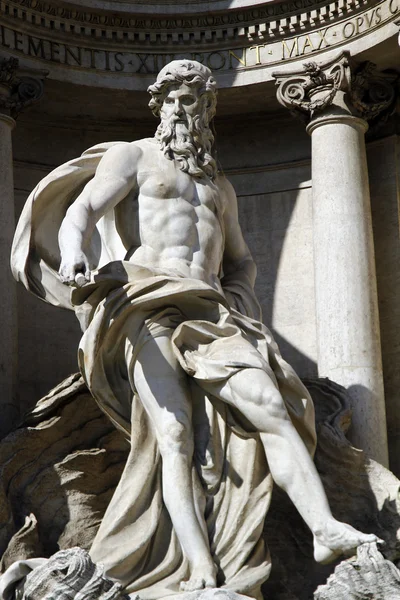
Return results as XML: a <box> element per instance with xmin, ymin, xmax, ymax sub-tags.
<box><xmin>58</xmin><ymin>143</ymin><xmax>140</xmax><ymax>285</ymax></box>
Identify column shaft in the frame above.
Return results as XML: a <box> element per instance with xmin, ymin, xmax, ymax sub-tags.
<box><xmin>309</xmin><ymin>115</ymin><xmax>388</xmax><ymax>465</ymax></box>
<box><xmin>0</xmin><ymin>113</ymin><xmax>18</xmax><ymax>437</ymax></box>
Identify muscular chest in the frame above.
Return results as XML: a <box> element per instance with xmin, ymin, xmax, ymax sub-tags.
<box><xmin>137</xmin><ymin>156</ymin><xmax>219</xmax><ymax>217</ymax></box>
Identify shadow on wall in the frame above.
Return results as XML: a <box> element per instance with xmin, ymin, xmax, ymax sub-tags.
<box><xmin>233</xmin><ymin>171</ymin><xmax>318</xmax><ymax>380</ymax></box>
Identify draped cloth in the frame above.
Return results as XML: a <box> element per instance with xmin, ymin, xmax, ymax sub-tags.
<box><xmin>11</xmin><ymin>143</ymin><xmax>317</xmax><ymax>599</ymax></box>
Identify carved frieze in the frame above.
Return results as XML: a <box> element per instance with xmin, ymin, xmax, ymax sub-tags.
<box><xmin>0</xmin><ymin>0</ymin><xmax>396</xmax><ymax>51</ymax></box>
<box><xmin>0</xmin><ymin>0</ymin><xmax>398</xmax><ymax>91</ymax></box>
<box><xmin>2</xmin><ymin>0</ymin><xmax>372</xmax><ymax>38</ymax></box>
<box><xmin>274</xmin><ymin>52</ymin><xmax>399</xmax><ymax>126</ymax></box>
<box><xmin>0</xmin><ymin>56</ymin><xmax>45</xmax><ymax>117</ymax></box>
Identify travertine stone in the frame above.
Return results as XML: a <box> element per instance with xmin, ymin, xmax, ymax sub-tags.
<box><xmin>314</xmin><ymin>542</ymin><xmax>400</xmax><ymax>600</ymax></box>
<box><xmin>0</xmin><ymin>56</ymin><xmax>46</xmax><ymax>439</ymax></box>
<box><xmin>163</xmin><ymin>589</ymin><xmax>257</xmax><ymax>600</ymax></box>
<box><xmin>0</xmin><ymin>375</ymin><xmax>398</xmax><ymax>600</ymax></box>
<box><xmin>18</xmin><ymin>547</ymin><xmax>127</xmax><ymax>600</ymax></box>
<box><xmin>368</xmin><ymin>137</ymin><xmax>400</xmax><ymax>476</ymax></box>
<box><xmin>274</xmin><ymin>53</ymin><xmax>390</xmax><ymax>466</ymax></box>
<box><xmin>0</xmin><ymin>108</ymin><xmax>17</xmax><ymax>439</ymax></box>
<box><xmin>0</xmin><ymin>374</ymin><xmax>128</xmax><ymax>563</ymax></box>
<box><xmin>309</xmin><ymin>113</ymin><xmax>388</xmax><ymax>466</ymax></box>
<box><xmin>263</xmin><ymin>377</ymin><xmax>400</xmax><ymax>600</ymax></box>
<box><xmin>10</xmin><ymin>59</ymin><xmax>380</xmax><ymax>598</ymax></box>
<box><xmin>0</xmin><ymin>57</ymin><xmax>45</xmax><ymax>119</ymax></box>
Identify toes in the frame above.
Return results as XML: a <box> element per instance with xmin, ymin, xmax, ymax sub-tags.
<box><xmin>180</xmin><ymin>578</ymin><xmax>206</xmax><ymax>592</ymax></box>
<box><xmin>365</xmin><ymin>534</ymin><xmax>381</xmax><ymax>543</ymax></box>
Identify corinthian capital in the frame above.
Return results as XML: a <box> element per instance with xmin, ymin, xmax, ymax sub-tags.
<box><xmin>273</xmin><ymin>52</ymin><xmax>398</xmax><ymax>127</ymax></box>
<box><xmin>0</xmin><ymin>57</ymin><xmax>46</xmax><ymax>118</ymax></box>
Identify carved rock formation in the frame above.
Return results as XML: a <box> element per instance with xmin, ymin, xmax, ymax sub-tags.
<box><xmin>0</xmin><ymin>375</ymin><xmax>399</xmax><ymax>600</ymax></box>
<box><xmin>20</xmin><ymin>547</ymin><xmax>127</xmax><ymax>599</ymax></box>
<box><xmin>0</xmin><ymin>373</ymin><xmax>129</xmax><ymax>569</ymax></box>
<box><xmin>314</xmin><ymin>541</ymin><xmax>400</xmax><ymax>600</ymax></box>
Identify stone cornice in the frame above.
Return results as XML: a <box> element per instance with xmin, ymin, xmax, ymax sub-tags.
<box><xmin>1</xmin><ymin>0</ymin><xmax>398</xmax><ymax>90</ymax></box>
<box><xmin>2</xmin><ymin>0</ymin><xmax>376</xmax><ymax>49</ymax></box>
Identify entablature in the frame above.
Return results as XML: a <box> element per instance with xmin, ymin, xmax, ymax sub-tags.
<box><xmin>0</xmin><ymin>0</ymin><xmax>399</xmax><ymax>90</ymax></box>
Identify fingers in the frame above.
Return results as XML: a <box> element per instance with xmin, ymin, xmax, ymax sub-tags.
<box><xmin>74</xmin><ymin>273</ymin><xmax>88</xmax><ymax>288</ymax></box>
<box><xmin>59</xmin><ymin>264</ymin><xmax>78</xmax><ymax>285</ymax></box>
<box><xmin>58</xmin><ymin>259</ymin><xmax>91</xmax><ymax>287</ymax></box>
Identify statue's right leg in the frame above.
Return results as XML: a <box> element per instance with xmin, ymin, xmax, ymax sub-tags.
<box><xmin>134</xmin><ymin>334</ymin><xmax>217</xmax><ymax>591</ymax></box>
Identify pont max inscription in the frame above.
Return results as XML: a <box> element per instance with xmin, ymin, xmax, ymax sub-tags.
<box><xmin>0</xmin><ymin>0</ymin><xmax>398</xmax><ymax>74</ymax></box>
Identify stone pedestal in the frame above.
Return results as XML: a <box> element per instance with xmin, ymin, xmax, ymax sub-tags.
<box><xmin>274</xmin><ymin>53</ymin><xmax>397</xmax><ymax>466</ymax></box>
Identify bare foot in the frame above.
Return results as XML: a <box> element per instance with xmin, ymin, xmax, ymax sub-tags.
<box><xmin>313</xmin><ymin>519</ymin><xmax>383</xmax><ymax>564</ymax></box>
<box><xmin>180</xmin><ymin>561</ymin><xmax>217</xmax><ymax>592</ymax></box>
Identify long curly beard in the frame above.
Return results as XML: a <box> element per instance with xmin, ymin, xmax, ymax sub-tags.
<box><xmin>155</xmin><ymin>113</ymin><xmax>217</xmax><ymax>180</ymax></box>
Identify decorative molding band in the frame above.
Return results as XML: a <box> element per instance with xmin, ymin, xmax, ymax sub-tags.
<box><xmin>0</xmin><ymin>0</ymin><xmax>398</xmax><ymax>81</ymax></box>
<box><xmin>0</xmin><ymin>0</ymin><xmax>385</xmax><ymax>49</ymax></box>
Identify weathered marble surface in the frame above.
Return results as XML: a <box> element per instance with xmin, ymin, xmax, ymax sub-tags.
<box><xmin>0</xmin><ymin>547</ymin><xmax>127</xmax><ymax>600</ymax></box>
<box><xmin>8</xmin><ymin>60</ymin><xmax>386</xmax><ymax>597</ymax></box>
<box><xmin>0</xmin><ymin>374</ymin><xmax>129</xmax><ymax>569</ymax></box>
<box><xmin>9</xmin><ymin>59</ymin><xmax>322</xmax><ymax>598</ymax></box>
<box><xmin>262</xmin><ymin>378</ymin><xmax>400</xmax><ymax>599</ymax></box>
<box><xmin>314</xmin><ymin>542</ymin><xmax>400</xmax><ymax>600</ymax></box>
<box><xmin>0</xmin><ymin>375</ymin><xmax>398</xmax><ymax>600</ymax></box>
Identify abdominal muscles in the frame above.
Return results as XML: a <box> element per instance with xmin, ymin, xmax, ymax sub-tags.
<box><xmin>131</xmin><ymin>191</ymin><xmax>224</xmax><ymax>285</ymax></box>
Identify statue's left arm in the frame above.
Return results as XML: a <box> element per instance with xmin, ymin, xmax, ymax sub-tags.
<box><xmin>219</xmin><ymin>176</ymin><xmax>262</xmax><ymax>320</ymax></box>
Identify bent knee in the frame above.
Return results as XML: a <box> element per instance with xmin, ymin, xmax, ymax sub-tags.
<box><xmin>157</xmin><ymin>414</ymin><xmax>193</xmax><ymax>457</ymax></box>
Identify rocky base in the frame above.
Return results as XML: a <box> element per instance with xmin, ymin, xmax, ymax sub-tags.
<box><xmin>314</xmin><ymin>541</ymin><xmax>400</xmax><ymax>599</ymax></box>
<box><xmin>0</xmin><ymin>375</ymin><xmax>399</xmax><ymax>599</ymax></box>
<box><xmin>17</xmin><ymin>547</ymin><xmax>127</xmax><ymax>600</ymax></box>
<box><xmin>0</xmin><ymin>374</ymin><xmax>129</xmax><ymax>570</ymax></box>
<box><xmin>4</xmin><ymin>542</ymin><xmax>400</xmax><ymax>600</ymax></box>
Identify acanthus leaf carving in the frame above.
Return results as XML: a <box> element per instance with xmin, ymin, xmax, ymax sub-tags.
<box><xmin>0</xmin><ymin>57</ymin><xmax>45</xmax><ymax>118</ymax></box>
<box><xmin>274</xmin><ymin>52</ymin><xmax>399</xmax><ymax>127</ymax></box>
<box><xmin>273</xmin><ymin>52</ymin><xmax>351</xmax><ymax>122</ymax></box>
<box><xmin>350</xmin><ymin>61</ymin><xmax>399</xmax><ymax>126</ymax></box>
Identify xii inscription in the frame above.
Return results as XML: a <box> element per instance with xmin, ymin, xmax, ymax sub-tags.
<box><xmin>0</xmin><ymin>0</ymin><xmax>398</xmax><ymax>76</ymax></box>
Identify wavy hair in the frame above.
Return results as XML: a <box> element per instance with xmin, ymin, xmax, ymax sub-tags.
<box><xmin>148</xmin><ymin>60</ymin><xmax>218</xmax><ymax>179</ymax></box>
<box><xmin>148</xmin><ymin>60</ymin><xmax>217</xmax><ymax>122</ymax></box>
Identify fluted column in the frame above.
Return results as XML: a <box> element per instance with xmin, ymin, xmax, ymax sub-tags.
<box><xmin>0</xmin><ymin>57</ymin><xmax>45</xmax><ymax>438</ymax></box>
<box><xmin>274</xmin><ymin>54</ymin><xmax>397</xmax><ymax>466</ymax></box>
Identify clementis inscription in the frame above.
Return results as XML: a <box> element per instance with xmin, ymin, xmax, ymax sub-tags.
<box><xmin>0</xmin><ymin>0</ymin><xmax>398</xmax><ymax>74</ymax></box>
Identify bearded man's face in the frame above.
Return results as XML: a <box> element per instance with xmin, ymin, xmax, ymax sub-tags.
<box><xmin>160</xmin><ymin>83</ymin><xmax>201</xmax><ymax>130</ymax></box>
<box><xmin>155</xmin><ymin>82</ymin><xmax>217</xmax><ymax>180</ymax></box>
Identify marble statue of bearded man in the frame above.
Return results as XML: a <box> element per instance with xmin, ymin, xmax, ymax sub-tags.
<box><xmin>11</xmin><ymin>60</ymin><xmax>378</xmax><ymax>599</ymax></box>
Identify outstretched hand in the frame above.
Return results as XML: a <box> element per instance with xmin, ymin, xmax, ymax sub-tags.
<box><xmin>59</xmin><ymin>252</ymin><xmax>91</xmax><ymax>287</ymax></box>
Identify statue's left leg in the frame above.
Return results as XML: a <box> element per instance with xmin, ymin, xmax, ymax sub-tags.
<box><xmin>198</xmin><ymin>369</ymin><xmax>381</xmax><ymax>564</ymax></box>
